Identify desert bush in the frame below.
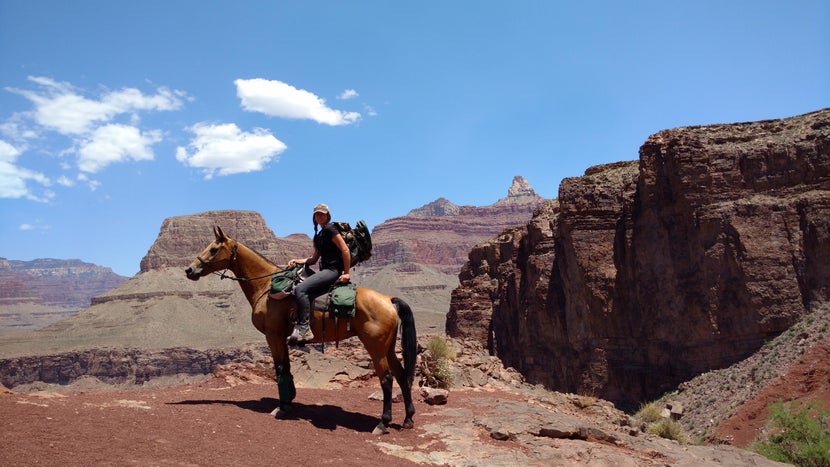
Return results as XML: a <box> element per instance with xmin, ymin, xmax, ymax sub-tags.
<box><xmin>420</xmin><ymin>336</ymin><xmax>454</xmax><ymax>388</ymax></box>
<box><xmin>752</xmin><ymin>401</ymin><xmax>830</xmax><ymax>467</ymax></box>
<box><xmin>647</xmin><ymin>418</ymin><xmax>686</xmax><ymax>444</ymax></box>
<box><xmin>635</xmin><ymin>402</ymin><xmax>663</xmax><ymax>424</ymax></box>
<box><xmin>426</xmin><ymin>335</ymin><xmax>456</xmax><ymax>361</ymax></box>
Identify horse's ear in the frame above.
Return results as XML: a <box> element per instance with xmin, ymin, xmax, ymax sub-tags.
<box><xmin>214</xmin><ymin>226</ymin><xmax>227</xmax><ymax>242</ymax></box>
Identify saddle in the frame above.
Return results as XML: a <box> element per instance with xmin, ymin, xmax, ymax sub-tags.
<box><xmin>271</xmin><ymin>266</ymin><xmax>357</xmax><ymax>320</ymax></box>
<box><xmin>302</xmin><ymin>279</ymin><xmax>359</xmax><ymax>353</ymax></box>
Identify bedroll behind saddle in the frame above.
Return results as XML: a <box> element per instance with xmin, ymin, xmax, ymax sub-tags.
<box><xmin>332</xmin><ymin>220</ymin><xmax>372</xmax><ymax>266</ymax></box>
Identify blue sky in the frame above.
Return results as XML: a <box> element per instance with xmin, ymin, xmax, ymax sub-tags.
<box><xmin>1</xmin><ymin>1</ymin><xmax>828</xmax><ymax>277</ymax></box>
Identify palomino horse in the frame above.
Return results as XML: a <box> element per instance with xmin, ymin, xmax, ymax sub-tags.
<box><xmin>185</xmin><ymin>227</ymin><xmax>416</xmax><ymax>434</ymax></box>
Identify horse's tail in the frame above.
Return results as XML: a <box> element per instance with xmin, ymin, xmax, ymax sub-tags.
<box><xmin>392</xmin><ymin>297</ymin><xmax>417</xmax><ymax>388</ymax></box>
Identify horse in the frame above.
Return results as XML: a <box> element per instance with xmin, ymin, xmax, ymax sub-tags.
<box><xmin>184</xmin><ymin>226</ymin><xmax>417</xmax><ymax>434</ymax></box>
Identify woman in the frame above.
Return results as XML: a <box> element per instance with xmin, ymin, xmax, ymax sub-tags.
<box><xmin>286</xmin><ymin>203</ymin><xmax>351</xmax><ymax>344</ymax></box>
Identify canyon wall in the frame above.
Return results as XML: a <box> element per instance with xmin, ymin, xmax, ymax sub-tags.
<box><xmin>0</xmin><ymin>259</ymin><xmax>127</xmax><ymax>333</ymax></box>
<box><xmin>447</xmin><ymin>109</ymin><xmax>830</xmax><ymax>405</ymax></box>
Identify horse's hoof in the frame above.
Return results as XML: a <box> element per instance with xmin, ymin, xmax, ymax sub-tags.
<box><xmin>372</xmin><ymin>425</ymin><xmax>389</xmax><ymax>435</ymax></box>
<box><xmin>402</xmin><ymin>419</ymin><xmax>414</xmax><ymax>429</ymax></box>
<box><xmin>271</xmin><ymin>407</ymin><xmax>291</xmax><ymax>419</ymax></box>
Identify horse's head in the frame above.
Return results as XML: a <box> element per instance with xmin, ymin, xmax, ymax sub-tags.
<box><xmin>185</xmin><ymin>226</ymin><xmax>237</xmax><ymax>280</ymax></box>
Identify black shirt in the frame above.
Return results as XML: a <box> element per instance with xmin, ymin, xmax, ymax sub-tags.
<box><xmin>314</xmin><ymin>223</ymin><xmax>344</xmax><ymax>272</ymax></box>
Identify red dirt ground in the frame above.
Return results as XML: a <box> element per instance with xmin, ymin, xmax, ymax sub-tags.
<box><xmin>0</xmin><ymin>377</ymin><xmax>443</xmax><ymax>466</ymax></box>
<box><xmin>713</xmin><ymin>342</ymin><xmax>830</xmax><ymax>447</ymax></box>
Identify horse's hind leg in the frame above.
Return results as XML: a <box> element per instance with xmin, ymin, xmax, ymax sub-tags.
<box><xmin>388</xmin><ymin>348</ymin><xmax>415</xmax><ymax>429</ymax></box>
<box><xmin>377</xmin><ymin>369</ymin><xmax>394</xmax><ymax>435</ymax></box>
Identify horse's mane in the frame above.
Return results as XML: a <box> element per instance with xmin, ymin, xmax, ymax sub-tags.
<box><xmin>235</xmin><ymin>239</ymin><xmax>281</xmax><ymax>270</ymax></box>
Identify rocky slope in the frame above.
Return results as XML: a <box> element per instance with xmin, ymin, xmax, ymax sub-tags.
<box><xmin>0</xmin><ymin>211</ymin><xmax>308</xmax><ymax>357</ymax></box>
<box><xmin>0</xmin><ymin>258</ymin><xmax>127</xmax><ymax>334</ymax></box>
<box><xmin>448</xmin><ymin>109</ymin><xmax>830</xmax><ymax>408</ymax></box>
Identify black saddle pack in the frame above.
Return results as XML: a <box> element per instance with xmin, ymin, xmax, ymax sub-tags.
<box><xmin>332</xmin><ymin>220</ymin><xmax>372</xmax><ymax>266</ymax></box>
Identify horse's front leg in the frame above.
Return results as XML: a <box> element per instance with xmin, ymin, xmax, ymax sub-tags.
<box><xmin>266</xmin><ymin>332</ymin><xmax>295</xmax><ymax>418</ymax></box>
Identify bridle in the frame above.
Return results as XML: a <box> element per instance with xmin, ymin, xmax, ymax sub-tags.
<box><xmin>196</xmin><ymin>243</ymin><xmax>242</xmax><ymax>281</ymax></box>
<box><xmin>195</xmin><ymin>242</ymin><xmax>275</xmax><ymax>283</ymax></box>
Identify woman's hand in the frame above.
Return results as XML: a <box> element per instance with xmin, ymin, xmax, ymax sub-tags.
<box><xmin>338</xmin><ymin>273</ymin><xmax>350</xmax><ymax>283</ymax></box>
<box><xmin>288</xmin><ymin>258</ymin><xmax>305</xmax><ymax>268</ymax></box>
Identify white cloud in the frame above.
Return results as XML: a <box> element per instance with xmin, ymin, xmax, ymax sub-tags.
<box><xmin>176</xmin><ymin>122</ymin><xmax>287</xmax><ymax>179</ymax></box>
<box><xmin>235</xmin><ymin>78</ymin><xmax>360</xmax><ymax>126</ymax></box>
<box><xmin>338</xmin><ymin>89</ymin><xmax>359</xmax><ymax>100</ymax></box>
<box><xmin>77</xmin><ymin>124</ymin><xmax>161</xmax><ymax>173</ymax></box>
<box><xmin>56</xmin><ymin>175</ymin><xmax>74</xmax><ymax>187</ymax></box>
<box><xmin>19</xmin><ymin>222</ymin><xmax>51</xmax><ymax>231</ymax></box>
<box><xmin>0</xmin><ymin>139</ymin><xmax>21</xmax><ymax>164</ymax></box>
<box><xmin>1</xmin><ymin>76</ymin><xmax>185</xmax><ymax>190</ymax></box>
<box><xmin>0</xmin><ymin>139</ymin><xmax>51</xmax><ymax>201</ymax></box>
<box><xmin>6</xmin><ymin>76</ymin><xmax>185</xmax><ymax>136</ymax></box>
<box><xmin>76</xmin><ymin>173</ymin><xmax>100</xmax><ymax>191</ymax></box>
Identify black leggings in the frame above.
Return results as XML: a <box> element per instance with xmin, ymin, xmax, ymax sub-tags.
<box><xmin>292</xmin><ymin>267</ymin><xmax>339</xmax><ymax>324</ymax></box>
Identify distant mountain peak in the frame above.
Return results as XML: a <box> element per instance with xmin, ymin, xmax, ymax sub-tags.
<box><xmin>407</xmin><ymin>198</ymin><xmax>460</xmax><ymax>217</ymax></box>
<box><xmin>495</xmin><ymin>175</ymin><xmax>541</xmax><ymax>206</ymax></box>
<box><xmin>408</xmin><ymin>177</ymin><xmax>542</xmax><ymax>217</ymax></box>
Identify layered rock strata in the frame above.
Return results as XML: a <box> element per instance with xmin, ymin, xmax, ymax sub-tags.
<box><xmin>353</xmin><ymin>176</ymin><xmax>547</xmax><ymax>327</ymax></box>
<box><xmin>448</xmin><ymin>109</ymin><xmax>830</xmax><ymax>405</ymax></box>
<box><xmin>140</xmin><ymin>210</ymin><xmax>308</xmax><ymax>271</ymax></box>
<box><xmin>0</xmin><ymin>211</ymin><xmax>307</xmax><ymax>357</ymax></box>
<box><xmin>368</xmin><ymin>176</ymin><xmax>546</xmax><ymax>271</ymax></box>
<box><xmin>0</xmin><ymin>259</ymin><xmax>127</xmax><ymax>333</ymax></box>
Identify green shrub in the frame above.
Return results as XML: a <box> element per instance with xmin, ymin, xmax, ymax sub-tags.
<box><xmin>422</xmin><ymin>336</ymin><xmax>454</xmax><ymax>388</ymax></box>
<box><xmin>635</xmin><ymin>402</ymin><xmax>663</xmax><ymax>424</ymax></box>
<box><xmin>426</xmin><ymin>335</ymin><xmax>455</xmax><ymax>361</ymax></box>
<box><xmin>647</xmin><ymin>418</ymin><xmax>686</xmax><ymax>444</ymax></box>
<box><xmin>752</xmin><ymin>401</ymin><xmax>830</xmax><ymax>467</ymax></box>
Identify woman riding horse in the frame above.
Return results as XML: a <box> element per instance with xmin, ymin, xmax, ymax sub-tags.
<box><xmin>284</xmin><ymin>203</ymin><xmax>350</xmax><ymax>345</ymax></box>
<box><xmin>184</xmin><ymin>225</ymin><xmax>416</xmax><ymax>435</ymax></box>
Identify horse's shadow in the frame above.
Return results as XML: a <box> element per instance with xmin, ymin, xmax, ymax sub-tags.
<box><xmin>168</xmin><ymin>398</ymin><xmax>387</xmax><ymax>432</ymax></box>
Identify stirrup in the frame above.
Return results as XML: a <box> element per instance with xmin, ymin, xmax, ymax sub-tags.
<box><xmin>287</xmin><ymin>325</ymin><xmax>314</xmax><ymax>345</ymax></box>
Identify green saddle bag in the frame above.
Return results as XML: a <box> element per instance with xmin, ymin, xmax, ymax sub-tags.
<box><xmin>329</xmin><ymin>282</ymin><xmax>357</xmax><ymax>318</ymax></box>
<box><xmin>270</xmin><ymin>265</ymin><xmax>302</xmax><ymax>300</ymax></box>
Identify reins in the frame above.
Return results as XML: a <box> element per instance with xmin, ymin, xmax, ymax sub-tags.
<box><xmin>196</xmin><ymin>243</ymin><xmax>277</xmax><ymax>282</ymax></box>
<box><xmin>196</xmin><ymin>242</ymin><xmax>276</xmax><ymax>309</ymax></box>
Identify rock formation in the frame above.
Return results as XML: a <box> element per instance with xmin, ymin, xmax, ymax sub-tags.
<box><xmin>0</xmin><ymin>211</ymin><xmax>308</xmax><ymax>357</ymax></box>
<box><xmin>448</xmin><ymin>109</ymin><xmax>830</xmax><ymax>406</ymax></box>
<box><xmin>139</xmin><ymin>210</ymin><xmax>308</xmax><ymax>271</ymax></box>
<box><xmin>0</xmin><ymin>258</ymin><xmax>127</xmax><ymax>333</ymax></box>
<box><xmin>352</xmin><ymin>175</ymin><xmax>547</xmax><ymax>331</ymax></box>
<box><xmin>368</xmin><ymin>176</ymin><xmax>546</xmax><ymax>271</ymax></box>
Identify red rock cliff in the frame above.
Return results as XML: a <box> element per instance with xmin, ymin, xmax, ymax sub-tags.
<box><xmin>447</xmin><ymin>109</ymin><xmax>830</xmax><ymax>405</ymax></box>
<box><xmin>139</xmin><ymin>211</ymin><xmax>309</xmax><ymax>272</ymax></box>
